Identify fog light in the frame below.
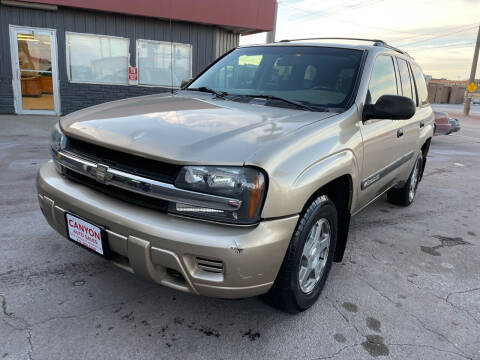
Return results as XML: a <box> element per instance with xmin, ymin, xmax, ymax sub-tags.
<box><xmin>172</xmin><ymin>203</ymin><xmax>238</xmax><ymax>221</ymax></box>
<box><xmin>175</xmin><ymin>203</ymin><xmax>224</xmax><ymax>214</ymax></box>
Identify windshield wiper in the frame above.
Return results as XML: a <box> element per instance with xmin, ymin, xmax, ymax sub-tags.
<box><xmin>186</xmin><ymin>86</ymin><xmax>228</xmax><ymax>99</ymax></box>
<box><xmin>233</xmin><ymin>94</ymin><xmax>316</xmax><ymax>111</ymax></box>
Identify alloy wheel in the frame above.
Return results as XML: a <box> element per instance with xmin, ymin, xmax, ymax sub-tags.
<box><xmin>298</xmin><ymin>218</ymin><xmax>331</xmax><ymax>293</ymax></box>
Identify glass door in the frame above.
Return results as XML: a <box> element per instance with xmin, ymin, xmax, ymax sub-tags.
<box><xmin>9</xmin><ymin>26</ymin><xmax>60</xmax><ymax>115</ymax></box>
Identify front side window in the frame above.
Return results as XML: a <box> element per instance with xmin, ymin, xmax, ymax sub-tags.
<box><xmin>66</xmin><ymin>32</ymin><xmax>129</xmax><ymax>84</ymax></box>
<box><xmin>188</xmin><ymin>46</ymin><xmax>364</xmax><ymax>110</ymax></box>
<box><xmin>411</xmin><ymin>63</ymin><xmax>429</xmax><ymax>106</ymax></box>
<box><xmin>137</xmin><ymin>40</ymin><xmax>192</xmax><ymax>87</ymax></box>
<box><xmin>367</xmin><ymin>55</ymin><xmax>398</xmax><ymax>104</ymax></box>
<box><xmin>397</xmin><ymin>58</ymin><xmax>414</xmax><ymax>101</ymax></box>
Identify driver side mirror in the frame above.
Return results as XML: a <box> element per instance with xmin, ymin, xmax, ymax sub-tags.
<box><xmin>363</xmin><ymin>95</ymin><xmax>416</xmax><ymax>121</ymax></box>
<box><xmin>180</xmin><ymin>78</ymin><xmax>192</xmax><ymax>89</ymax></box>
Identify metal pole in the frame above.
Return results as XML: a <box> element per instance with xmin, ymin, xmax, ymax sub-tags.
<box><xmin>464</xmin><ymin>25</ymin><xmax>480</xmax><ymax>116</ymax></box>
<box><xmin>266</xmin><ymin>1</ymin><xmax>278</xmax><ymax>43</ymax></box>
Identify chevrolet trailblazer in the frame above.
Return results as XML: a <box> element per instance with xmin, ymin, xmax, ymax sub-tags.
<box><xmin>37</xmin><ymin>38</ymin><xmax>433</xmax><ymax>313</ymax></box>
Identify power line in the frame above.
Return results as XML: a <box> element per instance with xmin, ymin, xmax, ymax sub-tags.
<box><xmin>406</xmin><ymin>42</ymin><xmax>474</xmax><ymax>52</ymax></box>
<box><xmin>307</xmin><ymin>0</ymin><xmax>383</xmax><ymax>15</ymax></box>
<box><xmin>396</xmin><ymin>24</ymin><xmax>480</xmax><ymax>47</ymax></box>
<box><xmin>278</xmin><ymin>1</ymin><xmax>479</xmax><ymax>46</ymax></box>
<box><xmin>278</xmin><ymin>1</ymin><xmax>424</xmax><ymax>36</ymax></box>
<box><xmin>389</xmin><ymin>22</ymin><xmax>480</xmax><ymax>43</ymax></box>
<box><xmin>278</xmin><ymin>0</ymin><xmax>383</xmax><ymax>24</ymax></box>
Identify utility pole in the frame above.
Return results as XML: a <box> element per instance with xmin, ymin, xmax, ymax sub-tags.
<box><xmin>266</xmin><ymin>1</ymin><xmax>278</xmax><ymax>43</ymax></box>
<box><xmin>464</xmin><ymin>25</ymin><xmax>480</xmax><ymax>116</ymax></box>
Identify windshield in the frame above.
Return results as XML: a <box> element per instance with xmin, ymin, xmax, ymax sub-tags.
<box><xmin>187</xmin><ymin>46</ymin><xmax>364</xmax><ymax>110</ymax></box>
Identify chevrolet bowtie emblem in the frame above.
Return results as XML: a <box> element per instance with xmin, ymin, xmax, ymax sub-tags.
<box><xmin>95</xmin><ymin>164</ymin><xmax>111</xmax><ymax>184</ymax></box>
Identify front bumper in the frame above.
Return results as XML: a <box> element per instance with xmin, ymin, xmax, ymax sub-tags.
<box><xmin>37</xmin><ymin>161</ymin><xmax>298</xmax><ymax>298</ymax></box>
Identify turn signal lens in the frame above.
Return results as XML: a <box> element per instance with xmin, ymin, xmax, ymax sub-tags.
<box><xmin>248</xmin><ymin>174</ymin><xmax>265</xmax><ymax>219</ymax></box>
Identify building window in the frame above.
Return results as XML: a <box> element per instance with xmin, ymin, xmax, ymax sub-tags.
<box><xmin>137</xmin><ymin>40</ymin><xmax>192</xmax><ymax>87</ymax></box>
<box><xmin>66</xmin><ymin>32</ymin><xmax>129</xmax><ymax>85</ymax></box>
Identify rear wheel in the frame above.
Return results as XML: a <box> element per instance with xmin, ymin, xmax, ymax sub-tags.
<box><xmin>387</xmin><ymin>154</ymin><xmax>423</xmax><ymax>206</ymax></box>
<box><xmin>265</xmin><ymin>195</ymin><xmax>337</xmax><ymax>314</ymax></box>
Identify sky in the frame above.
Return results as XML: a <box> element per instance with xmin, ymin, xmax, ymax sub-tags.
<box><xmin>240</xmin><ymin>0</ymin><xmax>480</xmax><ymax>80</ymax></box>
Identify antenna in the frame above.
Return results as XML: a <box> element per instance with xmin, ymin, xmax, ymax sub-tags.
<box><xmin>169</xmin><ymin>16</ymin><xmax>174</xmax><ymax>94</ymax></box>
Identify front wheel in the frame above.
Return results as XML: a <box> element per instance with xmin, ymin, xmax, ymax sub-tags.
<box><xmin>387</xmin><ymin>154</ymin><xmax>423</xmax><ymax>206</ymax></box>
<box><xmin>265</xmin><ymin>195</ymin><xmax>337</xmax><ymax>314</ymax></box>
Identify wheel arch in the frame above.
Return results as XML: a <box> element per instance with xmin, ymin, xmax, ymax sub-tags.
<box><xmin>299</xmin><ymin>174</ymin><xmax>353</xmax><ymax>263</ymax></box>
<box><xmin>419</xmin><ymin>137</ymin><xmax>432</xmax><ymax>181</ymax></box>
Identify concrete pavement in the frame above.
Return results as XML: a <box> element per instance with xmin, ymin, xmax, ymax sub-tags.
<box><xmin>0</xmin><ymin>114</ymin><xmax>479</xmax><ymax>360</ymax></box>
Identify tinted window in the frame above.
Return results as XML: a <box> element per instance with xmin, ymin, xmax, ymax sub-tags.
<box><xmin>411</xmin><ymin>64</ymin><xmax>429</xmax><ymax>106</ymax></box>
<box><xmin>188</xmin><ymin>46</ymin><xmax>364</xmax><ymax>109</ymax></box>
<box><xmin>367</xmin><ymin>56</ymin><xmax>397</xmax><ymax>104</ymax></box>
<box><xmin>215</xmin><ymin>54</ymin><xmax>263</xmax><ymax>90</ymax></box>
<box><xmin>397</xmin><ymin>58</ymin><xmax>414</xmax><ymax>101</ymax></box>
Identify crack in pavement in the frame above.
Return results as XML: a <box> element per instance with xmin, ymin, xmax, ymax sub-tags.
<box><xmin>27</xmin><ymin>328</ymin><xmax>34</xmax><ymax>360</ymax></box>
<box><xmin>0</xmin><ymin>261</ymin><xmax>110</xmax><ymax>288</ymax></box>
<box><xmin>1</xmin><ymin>287</ymin><xmax>158</xmax><ymax>360</ymax></box>
<box><xmin>446</xmin><ymin>287</ymin><xmax>480</xmax><ymax>303</ymax></box>
<box><xmin>349</xmin><ymin>276</ymin><xmax>475</xmax><ymax>360</ymax></box>
<box><xmin>388</xmin><ymin>343</ymin><xmax>472</xmax><ymax>360</ymax></box>
<box><xmin>0</xmin><ymin>294</ymin><xmax>31</xmax><ymax>330</ymax></box>
<box><xmin>360</xmin><ymin>278</ymin><xmax>400</xmax><ymax>308</ymax></box>
<box><xmin>312</xmin><ymin>343</ymin><xmax>362</xmax><ymax>360</ymax></box>
<box><xmin>408</xmin><ymin>312</ymin><xmax>473</xmax><ymax>360</ymax></box>
<box><xmin>325</xmin><ymin>295</ymin><xmax>363</xmax><ymax>337</ymax></box>
<box><xmin>28</xmin><ymin>286</ymin><xmax>159</xmax><ymax>328</ymax></box>
<box><xmin>445</xmin><ymin>287</ymin><xmax>480</xmax><ymax>326</ymax></box>
<box><xmin>1</xmin><ymin>294</ymin><xmax>34</xmax><ymax>360</ymax></box>
<box><xmin>309</xmin><ymin>333</ymin><xmax>473</xmax><ymax>359</ymax></box>
<box><xmin>1</xmin><ymin>294</ymin><xmax>12</xmax><ymax>317</ymax></box>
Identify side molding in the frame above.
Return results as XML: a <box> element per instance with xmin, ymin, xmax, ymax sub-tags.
<box><xmin>361</xmin><ymin>151</ymin><xmax>414</xmax><ymax>190</ymax></box>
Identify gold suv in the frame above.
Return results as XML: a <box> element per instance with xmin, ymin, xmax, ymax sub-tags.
<box><xmin>37</xmin><ymin>39</ymin><xmax>434</xmax><ymax>313</ymax></box>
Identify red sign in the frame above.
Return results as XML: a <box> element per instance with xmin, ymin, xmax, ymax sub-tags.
<box><xmin>128</xmin><ymin>66</ymin><xmax>138</xmax><ymax>81</ymax></box>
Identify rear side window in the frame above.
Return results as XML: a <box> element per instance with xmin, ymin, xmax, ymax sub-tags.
<box><xmin>397</xmin><ymin>58</ymin><xmax>414</xmax><ymax>101</ymax></box>
<box><xmin>367</xmin><ymin>55</ymin><xmax>398</xmax><ymax>104</ymax></box>
<box><xmin>411</xmin><ymin>64</ymin><xmax>429</xmax><ymax>106</ymax></box>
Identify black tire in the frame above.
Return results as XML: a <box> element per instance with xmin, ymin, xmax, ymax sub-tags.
<box><xmin>387</xmin><ymin>154</ymin><xmax>423</xmax><ymax>206</ymax></box>
<box><xmin>265</xmin><ymin>195</ymin><xmax>337</xmax><ymax>314</ymax></box>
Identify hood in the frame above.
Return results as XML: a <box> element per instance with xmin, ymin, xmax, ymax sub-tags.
<box><xmin>61</xmin><ymin>93</ymin><xmax>336</xmax><ymax>165</ymax></box>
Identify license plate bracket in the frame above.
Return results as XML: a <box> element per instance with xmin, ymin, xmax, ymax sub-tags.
<box><xmin>65</xmin><ymin>212</ymin><xmax>110</xmax><ymax>259</ymax></box>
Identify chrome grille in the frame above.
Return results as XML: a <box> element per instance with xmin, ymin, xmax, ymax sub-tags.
<box><xmin>66</xmin><ymin>137</ymin><xmax>182</xmax><ymax>184</ymax></box>
<box><xmin>53</xmin><ymin>150</ymin><xmax>242</xmax><ymax>212</ymax></box>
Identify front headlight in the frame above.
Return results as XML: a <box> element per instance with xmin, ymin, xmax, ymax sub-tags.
<box><xmin>171</xmin><ymin>166</ymin><xmax>267</xmax><ymax>224</ymax></box>
<box><xmin>50</xmin><ymin>122</ymin><xmax>67</xmax><ymax>173</ymax></box>
<box><xmin>51</xmin><ymin>122</ymin><xmax>66</xmax><ymax>153</ymax></box>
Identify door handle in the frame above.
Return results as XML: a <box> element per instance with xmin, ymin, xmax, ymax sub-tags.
<box><xmin>420</xmin><ymin>121</ymin><xmax>425</xmax><ymax>128</ymax></box>
<box><xmin>397</xmin><ymin>128</ymin><xmax>404</xmax><ymax>138</ymax></box>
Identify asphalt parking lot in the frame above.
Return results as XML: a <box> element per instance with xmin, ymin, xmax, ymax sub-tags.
<box><xmin>1</xmin><ymin>112</ymin><xmax>479</xmax><ymax>360</ymax></box>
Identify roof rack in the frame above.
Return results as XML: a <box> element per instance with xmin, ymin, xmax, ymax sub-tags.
<box><xmin>278</xmin><ymin>37</ymin><xmax>411</xmax><ymax>57</ymax></box>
